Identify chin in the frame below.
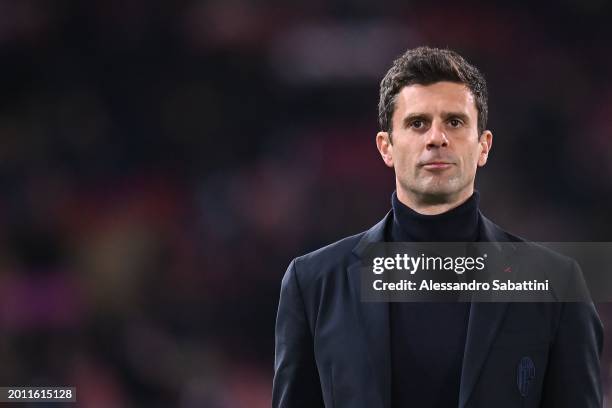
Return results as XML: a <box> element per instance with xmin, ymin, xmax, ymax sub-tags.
<box><xmin>420</xmin><ymin>191</ymin><xmax>456</xmax><ymax>204</ymax></box>
<box><xmin>410</xmin><ymin>181</ymin><xmax>465</xmax><ymax>203</ymax></box>
<box><xmin>420</xmin><ymin>182</ymin><xmax>457</xmax><ymax>195</ymax></box>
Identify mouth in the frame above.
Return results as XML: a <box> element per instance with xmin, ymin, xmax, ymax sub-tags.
<box><xmin>420</xmin><ymin>161</ymin><xmax>454</xmax><ymax>170</ymax></box>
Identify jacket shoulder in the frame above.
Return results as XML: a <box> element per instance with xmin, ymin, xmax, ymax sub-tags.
<box><xmin>284</xmin><ymin>213</ymin><xmax>391</xmax><ymax>302</ymax></box>
<box><xmin>480</xmin><ymin>214</ymin><xmax>526</xmax><ymax>243</ymax></box>
<box><xmin>293</xmin><ymin>231</ymin><xmax>364</xmax><ymax>280</ymax></box>
<box><xmin>484</xmin><ymin>215</ymin><xmax>575</xmax><ymax>265</ymax></box>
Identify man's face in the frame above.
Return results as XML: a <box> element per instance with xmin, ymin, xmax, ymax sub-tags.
<box><xmin>376</xmin><ymin>81</ymin><xmax>492</xmax><ymax>208</ymax></box>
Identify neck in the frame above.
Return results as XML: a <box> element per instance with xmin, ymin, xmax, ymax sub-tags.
<box><xmin>396</xmin><ymin>185</ymin><xmax>475</xmax><ymax>215</ymax></box>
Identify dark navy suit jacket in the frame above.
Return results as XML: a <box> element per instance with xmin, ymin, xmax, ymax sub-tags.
<box><xmin>272</xmin><ymin>211</ymin><xmax>603</xmax><ymax>408</ymax></box>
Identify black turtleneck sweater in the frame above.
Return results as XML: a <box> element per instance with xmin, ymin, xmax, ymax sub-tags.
<box><xmin>389</xmin><ymin>191</ymin><xmax>480</xmax><ymax>408</ymax></box>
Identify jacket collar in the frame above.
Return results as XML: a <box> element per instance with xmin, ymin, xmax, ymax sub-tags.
<box><xmin>352</xmin><ymin>209</ymin><xmax>514</xmax><ymax>257</ymax></box>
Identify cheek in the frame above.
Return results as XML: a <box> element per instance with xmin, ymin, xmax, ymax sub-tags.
<box><xmin>463</xmin><ymin>145</ymin><xmax>482</xmax><ymax>168</ymax></box>
<box><xmin>393</xmin><ymin>142</ymin><xmax>418</xmax><ymax>164</ymax></box>
<box><xmin>394</xmin><ymin>151</ymin><xmax>417</xmax><ymax>173</ymax></box>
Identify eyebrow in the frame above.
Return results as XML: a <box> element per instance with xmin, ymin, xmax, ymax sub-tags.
<box><xmin>441</xmin><ymin>111</ymin><xmax>470</xmax><ymax>122</ymax></box>
<box><xmin>401</xmin><ymin>113</ymin><xmax>431</xmax><ymax>128</ymax></box>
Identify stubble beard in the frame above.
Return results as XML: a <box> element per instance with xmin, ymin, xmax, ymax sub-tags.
<box><xmin>400</xmin><ymin>170</ymin><xmax>470</xmax><ymax>206</ymax></box>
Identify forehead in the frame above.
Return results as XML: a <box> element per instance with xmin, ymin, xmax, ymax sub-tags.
<box><xmin>393</xmin><ymin>81</ymin><xmax>477</xmax><ymax>118</ymax></box>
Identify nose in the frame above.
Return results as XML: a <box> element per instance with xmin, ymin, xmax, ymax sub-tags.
<box><xmin>426</xmin><ymin>122</ymin><xmax>449</xmax><ymax>149</ymax></box>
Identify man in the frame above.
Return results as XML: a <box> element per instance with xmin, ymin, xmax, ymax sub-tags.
<box><xmin>272</xmin><ymin>47</ymin><xmax>603</xmax><ymax>407</ymax></box>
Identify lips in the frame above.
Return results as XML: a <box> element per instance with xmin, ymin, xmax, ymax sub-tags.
<box><xmin>422</xmin><ymin>161</ymin><xmax>452</xmax><ymax>165</ymax></box>
<box><xmin>420</xmin><ymin>161</ymin><xmax>454</xmax><ymax>170</ymax></box>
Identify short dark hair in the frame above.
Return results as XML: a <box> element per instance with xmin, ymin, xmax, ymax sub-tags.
<box><xmin>378</xmin><ymin>46</ymin><xmax>488</xmax><ymax>135</ymax></box>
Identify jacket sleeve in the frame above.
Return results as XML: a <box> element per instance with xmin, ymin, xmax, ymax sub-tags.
<box><xmin>272</xmin><ymin>259</ymin><xmax>325</xmax><ymax>408</ymax></box>
<box><xmin>540</xmin><ymin>261</ymin><xmax>604</xmax><ymax>407</ymax></box>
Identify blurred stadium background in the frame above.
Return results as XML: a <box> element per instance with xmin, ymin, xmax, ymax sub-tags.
<box><xmin>0</xmin><ymin>0</ymin><xmax>611</xmax><ymax>406</ymax></box>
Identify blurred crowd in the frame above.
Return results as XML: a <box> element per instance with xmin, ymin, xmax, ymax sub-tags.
<box><xmin>0</xmin><ymin>0</ymin><xmax>611</xmax><ymax>406</ymax></box>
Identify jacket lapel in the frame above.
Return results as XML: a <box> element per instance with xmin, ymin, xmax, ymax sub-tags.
<box><xmin>458</xmin><ymin>302</ymin><xmax>510</xmax><ymax>407</ymax></box>
<box><xmin>347</xmin><ymin>212</ymin><xmax>392</xmax><ymax>408</ymax></box>
<box><xmin>458</xmin><ymin>214</ymin><xmax>516</xmax><ymax>408</ymax></box>
<box><xmin>346</xmin><ymin>211</ymin><xmax>517</xmax><ymax>408</ymax></box>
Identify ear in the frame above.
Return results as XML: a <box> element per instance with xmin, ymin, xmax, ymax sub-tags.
<box><xmin>477</xmin><ymin>130</ymin><xmax>493</xmax><ymax>167</ymax></box>
<box><xmin>376</xmin><ymin>131</ymin><xmax>394</xmax><ymax>168</ymax></box>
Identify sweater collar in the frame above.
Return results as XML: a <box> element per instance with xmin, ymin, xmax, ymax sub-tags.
<box><xmin>390</xmin><ymin>190</ymin><xmax>481</xmax><ymax>242</ymax></box>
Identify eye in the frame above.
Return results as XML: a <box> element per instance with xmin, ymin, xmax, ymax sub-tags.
<box><xmin>448</xmin><ymin>118</ymin><xmax>463</xmax><ymax>128</ymax></box>
<box><xmin>411</xmin><ymin>120</ymin><xmax>424</xmax><ymax>129</ymax></box>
